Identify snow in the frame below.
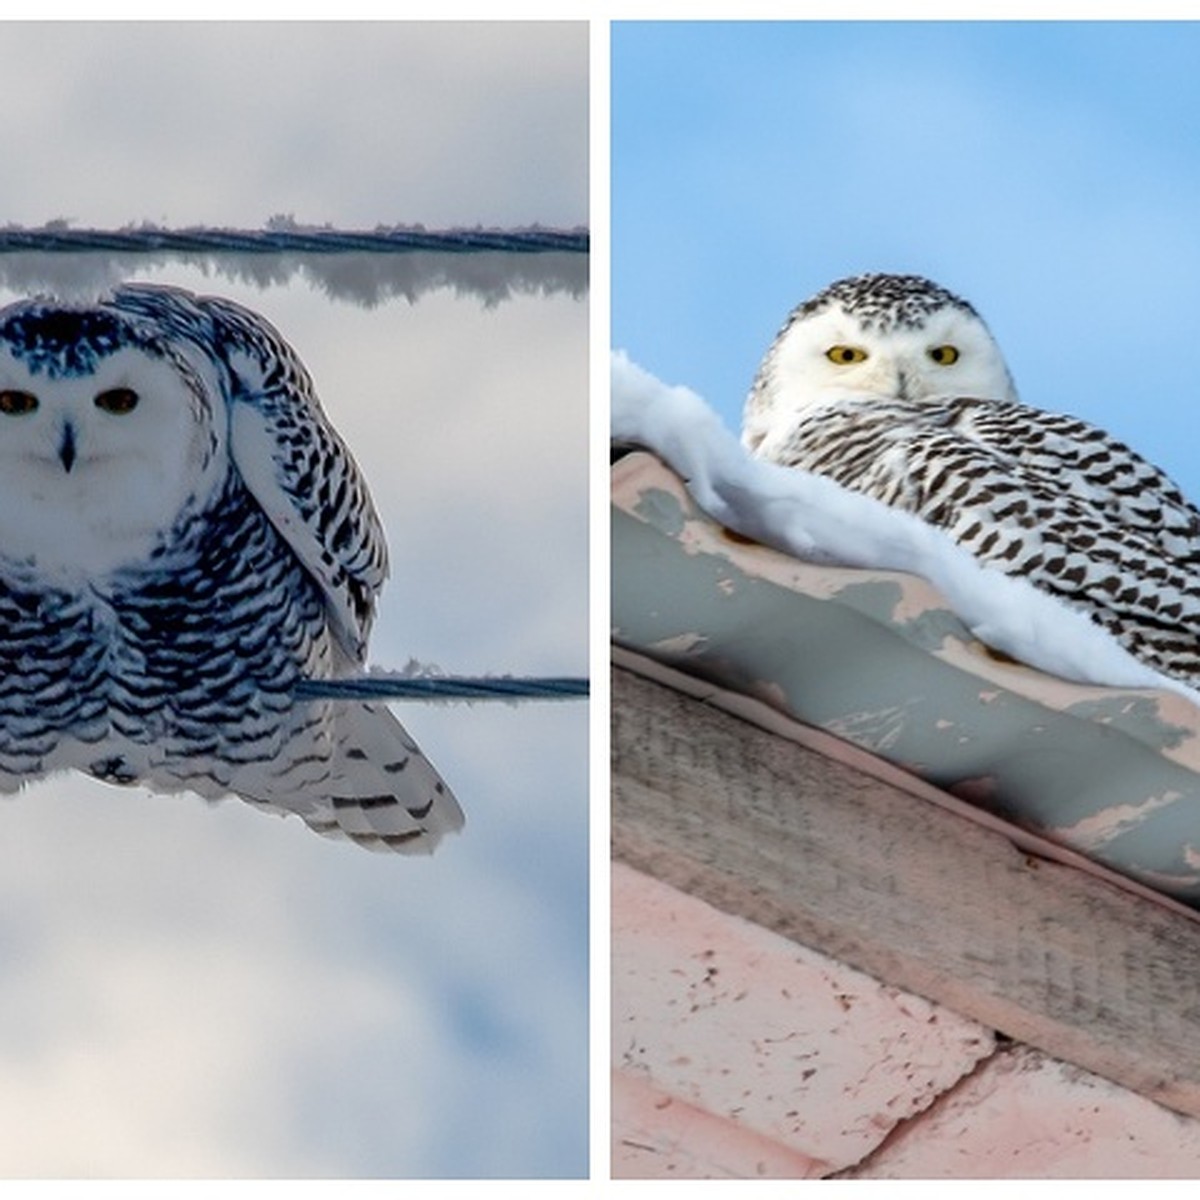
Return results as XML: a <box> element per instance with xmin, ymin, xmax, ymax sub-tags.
<box><xmin>611</xmin><ymin>351</ymin><xmax>1200</xmax><ymax>709</ymax></box>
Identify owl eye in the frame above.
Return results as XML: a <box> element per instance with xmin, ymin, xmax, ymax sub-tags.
<box><xmin>928</xmin><ymin>345</ymin><xmax>960</xmax><ymax>366</ymax></box>
<box><xmin>0</xmin><ymin>389</ymin><xmax>38</xmax><ymax>415</ymax></box>
<box><xmin>826</xmin><ymin>345</ymin><xmax>868</xmax><ymax>365</ymax></box>
<box><xmin>94</xmin><ymin>388</ymin><xmax>140</xmax><ymax>415</ymax></box>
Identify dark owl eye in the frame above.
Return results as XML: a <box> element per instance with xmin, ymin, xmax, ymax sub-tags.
<box><xmin>826</xmin><ymin>345</ymin><xmax>868</xmax><ymax>365</ymax></box>
<box><xmin>0</xmin><ymin>389</ymin><xmax>38</xmax><ymax>415</ymax></box>
<box><xmin>94</xmin><ymin>388</ymin><xmax>139</xmax><ymax>415</ymax></box>
<box><xmin>928</xmin><ymin>345</ymin><xmax>960</xmax><ymax>365</ymax></box>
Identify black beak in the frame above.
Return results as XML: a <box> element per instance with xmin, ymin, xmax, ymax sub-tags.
<box><xmin>58</xmin><ymin>422</ymin><xmax>76</xmax><ymax>473</ymax></box>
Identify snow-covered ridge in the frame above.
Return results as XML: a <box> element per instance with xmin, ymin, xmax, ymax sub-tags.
<box><xmin>611</xmin><ymin>351</ymin><xmax>1200</xmax><ymax>709</ymax></box>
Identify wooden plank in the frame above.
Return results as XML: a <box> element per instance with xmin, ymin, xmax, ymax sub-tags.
<box><xmin>612</xmin><ymin>664</ymin><xmax>1200</xmax><ymax>1121</ymax></box>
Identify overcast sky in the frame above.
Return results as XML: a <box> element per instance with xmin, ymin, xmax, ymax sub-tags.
<box><xmin>0</xmin><ymin>20</ymin><xmax>587</xmax><ymax>1179</ymax></box>
<box><xmin>613</xmin><ymin>20</ymin><xmax>1200</xmax><ymax>507</ymax></box>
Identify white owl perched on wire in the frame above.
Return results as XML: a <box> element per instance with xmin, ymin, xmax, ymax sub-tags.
<box><xmin>743</xmin><ymin>272</ymin><xmax>1200</xmax><ymax>687</ymax></box>
<box><xmin>0</xmin><ymin>282</ymin><xmax>464</xmax><ymax>851</ymax></box>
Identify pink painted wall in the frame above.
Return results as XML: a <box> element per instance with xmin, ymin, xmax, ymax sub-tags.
<box><xmin>613</xmin><ymin>861</ymin><xmax>1200</xmax><ymax>1179</ymax></box>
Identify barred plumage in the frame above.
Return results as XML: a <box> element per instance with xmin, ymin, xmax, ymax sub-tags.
<box><xmin>743</xmin><ymin>272</ymin><xmax>1200</xmax><ymax>686</ymax></box>
<box><xmin>0</xmin><ymin>282</ymin><xmax>463</xmax><ymax>851</ymax></box>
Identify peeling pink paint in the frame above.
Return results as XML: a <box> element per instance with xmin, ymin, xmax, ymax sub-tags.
<box><xmin>1055</xmin><ymin>790</ymin><xmax>1184</xmax><ymax>851</ymax></box>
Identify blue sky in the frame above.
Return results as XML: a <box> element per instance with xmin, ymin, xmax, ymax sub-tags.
<box><xmin>0</xmin><ymin>21</ymin><xmax>586</xmax><ymax>1179</ymax></box>
<box><xmin>613</xmin><ymin>20</ymin><xmax>1200</xmax><ymax>502</ymax></box>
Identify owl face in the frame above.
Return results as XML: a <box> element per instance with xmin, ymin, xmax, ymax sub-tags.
<box><xmin>744</xmin><ymin>274</ymin><xmax>1018</xmax><ymax>457</ymax></box>
<box><xmin>0</xmin><ymin>338</ymin><xmax>227</xmax><ymax>580</ymax></box>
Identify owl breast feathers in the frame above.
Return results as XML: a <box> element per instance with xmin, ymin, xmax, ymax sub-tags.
<box><xmin>744</xmin><ymin>272</ymin><xmax>1200</xmax><ymax>686</ymax></box>
<box><xmin>0</xmin><ymin>282</ymin><xmax>463</xmax><ymax>852</ymax></box>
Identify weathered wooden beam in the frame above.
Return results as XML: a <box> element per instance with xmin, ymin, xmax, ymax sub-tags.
<box><xmin>612</xmin><ymin>664</ymin><xmax>1200</xmax><ymax>1120</ymax></box>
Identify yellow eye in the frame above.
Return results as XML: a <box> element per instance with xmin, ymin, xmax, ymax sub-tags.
<box><xmin>825</xmin><ymin>345</ymin><xmax>868</xmax><ymax>365</ymax></box>
<box><xmin>94</xmin><ymin>387</ymin><xmax>140</xmax><ymax>415</ymax></box>
<box><xmin>928</xmin><ymin>345</ymin><xmax>960</xmax><ymax>365</ymax></box>
<box><xmin>0</xmin><ymin>389</ymin><xmax>37</xmax><ymax>415</ymax></box>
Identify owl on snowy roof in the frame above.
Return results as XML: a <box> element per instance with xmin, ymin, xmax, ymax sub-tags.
<box><xmin>743</xmin><ymin>272</ymin><xmax>1200</xmax><ymax>687</ymax></box>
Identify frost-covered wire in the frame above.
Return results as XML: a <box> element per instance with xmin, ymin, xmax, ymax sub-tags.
<box><xmin>0</xmin><ymin>222</ymin><xmax>589</xmax><ymax>306</ymax></box>
<box><xmin>294</xmin><ymin>674</ymin><xmax>588</xmax><ymax>702</ymax></box>
<box><xmin>0</xmin><ymin>224</ymin><xmax>589</xmax><ymax>255</ymax></box>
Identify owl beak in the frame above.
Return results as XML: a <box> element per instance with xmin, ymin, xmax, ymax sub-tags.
<box><xmin>58</xmin><ymin>421</ymin><xmax>77</xmax><ymax>473</ymax></box>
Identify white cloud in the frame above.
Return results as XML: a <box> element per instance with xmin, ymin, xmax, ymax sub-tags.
<box><xmin>0</xmin><ymin>23</ymin><xmax>587</xmax><ymax>229</ymax></box>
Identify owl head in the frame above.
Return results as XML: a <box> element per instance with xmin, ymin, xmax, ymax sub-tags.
<box><xmin>743</xmin><ymin>273</ymin><xmax>1018</xmax><ymax>457</ymax></box>
<box><xmin>0</xmin><ymin>298</ymin><xmax>227</xmax><ymax>579</ymax></box>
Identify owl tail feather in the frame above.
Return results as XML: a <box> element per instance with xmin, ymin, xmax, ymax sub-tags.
<box><xmin>302</xmin><ymin>700</ymin><xmax>465</xmax><ymax>853</ymax></box>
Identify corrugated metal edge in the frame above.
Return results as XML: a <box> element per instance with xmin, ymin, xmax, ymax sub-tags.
<box><xmin>612</xmin><ymin>451</ymin><xmax>1200</xmax><ymax>905</ymax></box>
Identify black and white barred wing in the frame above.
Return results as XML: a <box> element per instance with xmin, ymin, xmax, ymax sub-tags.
<box><xmin>778</xmin><ymin>394</ymin><xmax>1200</xmax><ymax>683</ymax></box>
<box><xmin>106</xmin><ymin>284</ymin><xmax>464</xmax><ymax>852</ymax></box>
<box><xmin>949</xmin><ymin>399</ymin><xmax>1200</xmax><ymax>550</ymax></box>
<box><xmin>275</xmin><ymin>697</ymin><xmax>465</xmax><ymax>853</ymax></box>
<box><xmin>205</xmin><ymin>288</ymin><xmax>389</xmax><ymax>662</ymax></box>
<box><xmin>111</xmin><ymin>284</ymin><xmax>387</xmax><ymax>662</ymax></box>
<box><xmin>201</xmin><ymin>294</ymin><xmax>464</xmax><ymax>849</ymax></box>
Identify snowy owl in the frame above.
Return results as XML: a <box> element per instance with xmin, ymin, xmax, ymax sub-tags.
<box><xmin>743</xmin><ymin>272</ymin><xmax>1200</xmax><ymax>686</ymax></box>
<box><xmin>0</xmin><ymin>282</ymin><xmax>463</xmax><ymax>851</ymax></box>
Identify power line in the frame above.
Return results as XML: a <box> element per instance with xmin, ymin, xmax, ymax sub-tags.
<box><xmin>0</xmin><ymin>225</ymin><xmax>588</xmax><ymax>256</ymax></box>
<box><xmin>293</xmin><ymin>674</ymin><xmax>588</xmax><ymax>702</ymax></box>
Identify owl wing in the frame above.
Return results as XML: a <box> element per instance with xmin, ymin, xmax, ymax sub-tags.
<box><xmin>773</xmin><ymin>394</ymin><xmax>1200</xmax><ymax>680</ymax></box>
<box><xmin>109</xmin><ymin>284</ymin><xmax>388</xmax><ymax>662</ymax></box>
<box><xmin>947</xmin><ymin>398</ymin><xmax>1200</xmax><ymax>560</ymax></box>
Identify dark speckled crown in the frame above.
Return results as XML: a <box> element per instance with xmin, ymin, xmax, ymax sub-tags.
<box><xmin>793</xmin><ymin>272</ymin><xmax>978</xmax><ymax>333</ymax></box>
<box><xmin>0</xmin><ymin>303</ymin><xmax>163</xmax><ymax>378</ymax></box>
